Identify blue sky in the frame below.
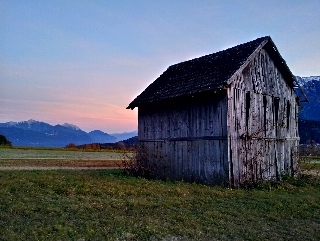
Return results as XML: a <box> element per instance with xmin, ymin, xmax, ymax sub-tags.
<box><xmin>1</xmin><ymin>0</ymin><xmax>319</xmax><ymax>133</ymax></box>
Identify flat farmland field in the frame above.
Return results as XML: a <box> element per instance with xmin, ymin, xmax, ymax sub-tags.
<box><xmin>0</xmin><ymin>148</ymin><xmax>130</xmax><ymax>169</ymax></box>
<box><xmin>300</xmin><ymin>156</ymin><xmax>320</xmax><ymax>170</ymax></box>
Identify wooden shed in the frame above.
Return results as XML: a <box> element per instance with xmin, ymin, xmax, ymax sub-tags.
<box><xmin>127</xmin><ymin>36</ymin><xmax>306</xmax><ymax>187</ymax></box>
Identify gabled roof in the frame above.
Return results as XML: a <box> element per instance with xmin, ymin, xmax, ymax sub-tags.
<box><xmin>127</xmin><ymin>36</ymin><xmax>302</xmax><ymax>109</ymax></box>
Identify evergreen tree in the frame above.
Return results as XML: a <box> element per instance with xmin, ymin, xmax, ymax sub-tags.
<box><xmin>0</xmin><ymin>135</ymin><xmax>12</xmax><ymax>146</ymax></box>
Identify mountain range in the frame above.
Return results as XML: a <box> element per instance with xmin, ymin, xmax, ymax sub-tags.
<box><xmin>296</xmin><ymin>76</ymin><xmax>320</xmax><ymax>122</ymax></box>
<box><xmin>0</xmin><ymin>119</ymin><xmax>137</xmax><ymax>147</ymax></box>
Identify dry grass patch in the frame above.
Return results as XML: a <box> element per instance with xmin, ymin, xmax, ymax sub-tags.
<box><xmin>0</xmin><ymin>158</ymin><xmax>123</xmax><ymax>168</ymax></box>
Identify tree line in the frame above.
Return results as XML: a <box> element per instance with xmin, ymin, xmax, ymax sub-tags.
<box><xmin>65</xmin><ymin>136</ymin><xmax>138</xmax><ymax>151</ymax></box>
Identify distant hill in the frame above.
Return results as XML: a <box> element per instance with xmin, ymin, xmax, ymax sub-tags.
<box><xmin>83</xmin><ymin>136</ymin><xmax>139</xmax><ymax>150</ymax></box>
<box><xmin>110</xmin><ymin>131</ymin><xmax>138</xmax><ymax>142</ymax></box>
<box><xmin>88</xmin><ymin>130</ymin><xmax>117</xmax><ymax>143</ymax></box>
<box><xmin>0</xmin><ymin>119</ymin><xmax>136</xmax><ymax>147</ymax></box>
<box><xmin>121</xmin><ymin>136</ymin><xmax>138</xmax><ymax>146</ymax></box>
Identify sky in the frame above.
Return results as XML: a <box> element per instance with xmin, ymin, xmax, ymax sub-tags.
<box><xmin>1</xmin><ymin>0</ymin><xmax>319</xmax><ymax>133</ymax></box>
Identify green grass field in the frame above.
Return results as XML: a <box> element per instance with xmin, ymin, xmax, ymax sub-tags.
<box><xmin>299</xmin><ymin>156</ymin><xmax>320</xmax><ymax>171</ymax></box>
<box><xmin>0</xmin><ymin>149</ymin><xmax>319</xmax><ymax>240</ymax></box>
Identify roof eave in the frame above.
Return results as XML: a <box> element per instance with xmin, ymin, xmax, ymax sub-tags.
<box><xmin>293</xmin><ymin>77</ymin><xmax>309</xmax><ymax>103</ymax></box>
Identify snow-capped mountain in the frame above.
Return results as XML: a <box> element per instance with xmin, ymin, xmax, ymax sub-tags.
<box><xmin>61</xmin><ymin>123</ymin><xmax>81</xmax><ymax>130</ymax></box>
<box><xmin>296</xmin><ymin>76</ymin><xmax>320</xmax><ymax>122</ymax></box>
<box><xmin>2</xmin><ymin>119</ymin><xmax>54</xmax><ymax>132</ymax></box>
<box><xmin>296</xmin><ymin>76</ymin><xmax>320</xmax><ymax>87</ymax></box>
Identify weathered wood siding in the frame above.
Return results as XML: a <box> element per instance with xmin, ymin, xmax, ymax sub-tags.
<box><xmin>227</xmin><ymin>48</ymin><xmax>299</xmax><ymax>186</ymax></box>
<box><xmin>138</xmin><ymin>91</ymin><xmax>229</xmax><ymax>185</ymax></box>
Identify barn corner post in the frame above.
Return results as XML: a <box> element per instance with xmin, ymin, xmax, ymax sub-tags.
<box><xmin>289</xmin><ymin>98</ymin><xmax>300</xmax><ymax>177</ymax></box>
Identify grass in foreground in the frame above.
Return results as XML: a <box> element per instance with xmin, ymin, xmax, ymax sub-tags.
<box><xmin>0</xmin><ymin>148</ymin><xmax>129</xmax><ymax>168</ymax></box>
<box><xmin>0</xmin><ymin>170</ymin><xmax>319</xmax><ymax>240</ymax></box>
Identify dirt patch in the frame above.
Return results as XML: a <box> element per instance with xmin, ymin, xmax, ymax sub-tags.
<box><xmin>0</xmin><ymin>158</ymin><xmax>124</xmax><ymax>170</ymax></box>
<box><xmin>302</xmin><ymin>169</ymin><xmax>320</xmax><ymax>176</ymax></box>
